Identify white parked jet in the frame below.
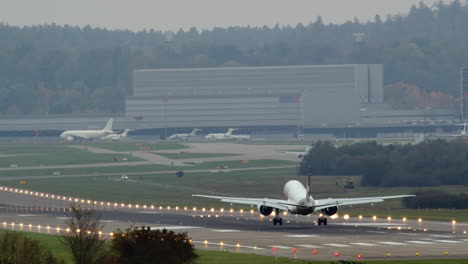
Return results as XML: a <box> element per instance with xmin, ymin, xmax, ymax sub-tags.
<box><xmin>456</xmin><ymin>123</ymin><xmax>468</xmax><ymax>136</ymax></box>
<box><xmin>286</xmin><ymin>145</ymin><xmax>312</xmax><ymax>159</ymax></box>
<box><xmin>101</xmin><ymin>129</ymin><xmax>132</xmax><ymax>140</ymax></box>
<box><xmin>168</xmin><ymin>129</ymin><xmax>202</xmax><ymax>140</ymax></box>
<box><xmin>60</xmin><ymin>118</ymin><xmax>114</xmax><ymax>142</ymax></box>
<box><xmin>193</xmin><ymin>171</ymin><xmax>414</xmax><ymax>226</ymax></box>
<box><xmin>205</xmin><ymin>128</ymin><xmax>251</xmax><ymax>140</ymax></box>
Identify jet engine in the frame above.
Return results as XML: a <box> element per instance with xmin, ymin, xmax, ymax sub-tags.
<box><xmin>257</xmin><ymin>205</ymin><xmax>274</xmax><ymax>216</ymax></box>
<box><xmin>66</xmin><ymin>136</ymin><xmax>74</xmax><ymax>141</ymax></box>
<box><xmin>321</xmin><ymin>206</ymin><xmax>338</xmax><ymax>216</ymax></box>
<box><xmin>297</xmin><ymin>153</ymin><xmax>304</xmax><ymax>159</ymax></box>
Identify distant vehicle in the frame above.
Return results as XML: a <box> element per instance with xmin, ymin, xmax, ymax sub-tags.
<box><xmin>193</xmin><ymin>170</ymin><xmax>414</xmax><ymax>226</ymax></box>
<box><xmin>101</xmin><ymin>129</ymin><xmax>132</xmax><ymax>140</ymax></box>
<box><xmin>168</xmin><ymin>129</ymin><xmax>202</xmax><ymax>140</ymax></box>
<box><xmin>60</xmin><ymin>118</ymin><xmax>114</xmax><ymax>142</ymax></box>
<box><xmin>344</xmin><ymin>178</ymin><xmax>354</xmax><ymax>189</ymax></box>
<box><xmin>205</xmin><ymin>128</ymin><xmax>251</xmax><ymax>140</ymax></box>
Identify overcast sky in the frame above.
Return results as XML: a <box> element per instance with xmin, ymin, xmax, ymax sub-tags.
<box><xmin>0</xmin><ymin>0</ymin><xmax>448</xmax><ymax>32</ymax></box>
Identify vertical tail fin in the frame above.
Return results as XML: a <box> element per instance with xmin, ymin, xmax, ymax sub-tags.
<box><xmin>226</xmin><ymin>128</ymin><xmax>236</xmax><ymax>136</ymax></box>
<box><xmin>121</xmin><ymin>129</ymin><xmax>129</xmax><ymax>137</ymax></box>
<box><xmin>191</xmin><ymin>129</ymin><xmax>200</xmax><ymax>136</ymax></box>
<box><xmin>103</xmin><ymin>118</ymin><xmax>113</xmax><ymax>131</ymax></box>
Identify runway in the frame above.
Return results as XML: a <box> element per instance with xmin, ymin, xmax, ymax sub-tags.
<box><xmin>0</xmin><ymin>190</ymin><xmax>467</xmax><ymax>261</ymax></box>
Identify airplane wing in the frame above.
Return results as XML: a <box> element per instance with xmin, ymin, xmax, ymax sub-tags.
<box><xmin>314</xmin><ymin>195</ymin><xmax>415</xmax><ymax>210</ymax></box>
<box><xmin>192</xmin><ymin>195</ymin><xmax>307</xmax><ymax>211</ymax></box>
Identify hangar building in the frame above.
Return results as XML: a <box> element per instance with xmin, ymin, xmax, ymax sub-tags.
<box><xmin>126</xmin><ymin>65</ymin><xmax>384</xmax><ymax>129</ymax></box>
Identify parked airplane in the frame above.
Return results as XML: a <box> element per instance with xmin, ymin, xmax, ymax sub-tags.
<box><xmin>101</xmin><ymin>129</ymin><xmax>132</xmax><ymax>140</ymax></box>
<box><xmin>193</xmin><ymin>170</ymin><xmax>414</xmax><ymax>226</ymax></box>
<box><xmin>168</xmin><ymin>128</ymin><xmax>202</xmax><ymax>140</ymax></box>
<box><xmin>205</xmin><ymin>128</ymin><xmax>251</xmax><ymax>140</ymax></box>
<box><xmin>286</xmin><ymin>145</ymin><xmax>312</xmax><ymax>159</ymax></box>
<box><xmin>456</xmin><ymin>122</ymin><xmax>468</xmax><ymax>136</ymax></box>
<box><xmin>60</xmin><ymin>118</ymin><xmax>114</xmax><ymax>141</ymax></box>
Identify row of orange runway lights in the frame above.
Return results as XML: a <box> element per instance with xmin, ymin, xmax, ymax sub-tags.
<box><xmin>0</xmin><ymin>221</ymin><xmax>454</xmax><ymax>259</ymax></box>
<box><xmin>0</xmin><ymin>186</ymin><xmax>462</xmax><ymax>227</ymax></box>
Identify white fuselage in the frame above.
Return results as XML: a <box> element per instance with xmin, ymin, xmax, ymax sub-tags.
<box><xmin>169</xmin><ymin>133</ymin><xmax>198</xmax><ymax>140</ymax></box>
<box><xmin>60</xmin><ymin>130</ymin><xmax>113</xmax><ymax>141</ymax></box>
<box><xmin>296</xmin><ymin>146</ymin><xmax>312</xmax><ymax>158</ymax></box>
<box><xmin>101</xmin><ymin>132</ymin><xmax>128</xmax><ymax>140</ymax></box>
<box><xmin>204</xmin><ymin>133</ymin><xmax>251</xmax><ymax>140</ymax></box>
<box><xmin>283</xmin><ymin>180</ymin><xmax>315</xmax><ymax>215</ymax></box>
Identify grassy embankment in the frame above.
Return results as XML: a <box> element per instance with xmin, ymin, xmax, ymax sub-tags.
<box><xmin>0</xmin><ymin>144</ymin><xmax>140</xmax><ymax>167</ymax></box>
<box><xmin>1</xmin><ymin>230</ymin><xmax>467</xmax><ymax>264</ymax></box>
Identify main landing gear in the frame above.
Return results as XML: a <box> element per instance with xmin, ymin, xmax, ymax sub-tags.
<box><xmin>317</xmin><ymin>216</ymin><xmax>327</xmax><ymax>226</ymax></box>
<box><xmin>273</xmin><ymin>208</ymin><xmax>283</xmax><ymax>226</ymax></box>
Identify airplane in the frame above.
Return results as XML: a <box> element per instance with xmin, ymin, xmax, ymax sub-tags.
<box><xmin>286</xmin><ymin>145</ymin><xmax>312</xmax><ymax>159</ymax></box>
<box><xmin>435</xmin><ymin>123</ymin><xmax>468</xmax><ymax>138</ymax></box>
<box><xmin>168</xmin><ymin>128</ymin><xmax>202</xmax><ymax>140</ymax></box>
<box><xmin>193</xmin><ymin>169</ymin><xmax>414</xmax><ymax>226</ymax></box>
<box><xmin>60</xmin><ymin>118</ymin><xmax>114</xmax><ymax>142</ymax></box>
<box><xmin>101</xmin><ymin>129</ymin><xmax>132</xmax><ymax>140</ymax></box>
<box><xmin>456</xmin><ymin>122</ymin><xmax>467</xmax><ymax>136</ymax></box>
<box><xmin>205</xmin><ymin>128</ymin><xmax>251</xmax><ymax>140</ymax></box>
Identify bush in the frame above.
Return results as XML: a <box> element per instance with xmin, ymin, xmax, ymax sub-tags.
<box><xmin>0</xmin><ymin>231</ymin><xmax>64</xmax><ymax>264</ymax></box>
<box><xmin>60</xmin><ymin>204</ymin><xmax>108</xmax><ymax>264</ymax></box>
<box><xmin>110</xmin><ymin>227</ymin><xmax>198</xmax><ymax>264</ymax></box>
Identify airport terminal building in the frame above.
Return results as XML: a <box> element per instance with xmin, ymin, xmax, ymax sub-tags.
<box><xmin>126</xmin><ymin>65</ymin><xmax>384</xmax><ymax>129</ymax></box>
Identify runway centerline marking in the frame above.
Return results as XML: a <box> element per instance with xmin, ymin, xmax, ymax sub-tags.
<box><xmin>270</xmin><ymin>245</ymin><xmax>292</xmax><ymax>249</ymax></box>
<box><xmin>296</xmin><ymin>244</ymin><xmax>323</xmax><ymax>248</ymax></box>
<box><xmin>323</xmin><ymin>243</ymin><xmax>350</xmax><ymax>247</ymax></box>
<box><xmin>397</xmin><ymin>233</ymin><xmax>420</xmax><ymax>236</ymax></box>
<box><xmin>286</xmin><ymin>234</ymin><xmax>320</xmax><ymax>238</ymax></box>
<box><xmin>405</xmin><ymin>240</ymin><xmax>435</xmax><ymax>244</ymax></box>
<box><xmin>430</xmin><ymin>235</ymin><xmax>454</xmax><ymax>238</ymax></box>
<box><xmin>350</xmin><ymin>242</ymin><xmax>378</xmax><ymax>246</ymax></box>
<box><xmin>378</xmin><ymin>242</ymin><xmax>408</xmax><ymax>245</ymax></box>
<box><xmin>431</xmin><ymin>239</ymin><xmax>464</xmax><ymax>243</ymax></box>
<box><xmin>211</xmin><ymin>229</ymin><xmax>240</xmax><ymax>232</ymax></box>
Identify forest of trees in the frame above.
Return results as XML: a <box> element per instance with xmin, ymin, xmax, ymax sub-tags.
<box><xmin>1</xmin><ymin>1</ymin><xmax>468</xmax><ymax>114</ymax></box>
<box><xmin>299</xmin><ymin>140</ymin><xmax>468</xmax><ymax>187</ymax></box>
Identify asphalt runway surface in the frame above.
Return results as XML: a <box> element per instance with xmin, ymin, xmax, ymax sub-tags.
<box><xmin>1</xmin><ymin>190</ymin><xmax>467</xmax><ymax>261</ymax></box>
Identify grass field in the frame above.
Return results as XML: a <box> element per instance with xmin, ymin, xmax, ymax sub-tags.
<box><xmin>2</xmin><ymin>166</ymin><xmax>468</xmax><ymax>221</ymax></box>
<box><xmin>155</xmin><ymin>152</ymin><xmax>241</xmax><ymax>159</ymax></box>
<box><xmin>0</xmin><ymin>144</ymin><xmax>141</xmax><ymax>167</ymax></box>
<box><xmin>0</xmin><ymin>141</ymin><xmax>467</xmax><ymax>222</ymax></box>
<box><xmin>0</xmin><ymin>167</ymin><xmax>297</xmax><ymax>207</ymax></box>
<box><xmin>0</xmin><ymin>159</ymin><xmax>296</xmax><ymax>178</ymax></box>
<box><xmin>82</xmin><ymin>141</ymin><xmax>188</xmax><ymax>152</ymax></box>
<box><xmin>1</xmin><ymin>230</ymin><xmax>467</xmax><ymax>264</ymax></box>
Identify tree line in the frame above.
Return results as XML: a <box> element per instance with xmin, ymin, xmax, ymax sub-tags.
<box><xmin>1</xmin><ymin>1</ymin><xmax>468</xmax><ymax>114</ymax></box>
<box><xmin>403</xmin><ymin>190</ymin><xmax>468</xmax><ymax>209</ymax></box>
<box><xmin>299</xmin><ymin>140</ymin><xmax>468</xmax><ymax>187</ymax></box>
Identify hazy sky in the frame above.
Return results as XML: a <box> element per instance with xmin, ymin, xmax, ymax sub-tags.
<box><xmin>0</xmin><ymin>0</ymin><xmax>448</xmax><ymax>31</ymax></box>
